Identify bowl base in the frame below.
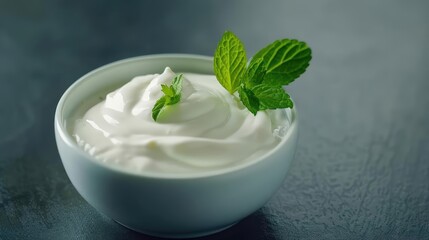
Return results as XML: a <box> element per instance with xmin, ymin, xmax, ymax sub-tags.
<box><xmin>115</xmin><ymin>220</ymin><xmax>237</xmax><ymax>239</ymax></box>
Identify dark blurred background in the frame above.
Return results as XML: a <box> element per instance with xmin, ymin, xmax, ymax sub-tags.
<box><xmin>1</xmin><ymin>0</ymin><xmax>428</xmax><ymax>239</ymax></box>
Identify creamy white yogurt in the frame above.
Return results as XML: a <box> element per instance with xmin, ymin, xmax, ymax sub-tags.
<box><xmin>73</xmin><ymin>67</ymin><xmax>291</xmax><ymax>174</ymax></box>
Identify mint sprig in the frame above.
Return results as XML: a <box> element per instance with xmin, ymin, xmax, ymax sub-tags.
<box><xmin>150</xmin><ymin>32</ymin><xmax>311</xmax><ymax>122</ymax></box>
<box><xmin>152</xmin><ymin>74</ymin><xmax>183</xmax><ymax>121</ymax></box>
<box><xmin>214</xmin><ymin>31</ymin><xmax>311</xmax><ymax>115</ymax></box>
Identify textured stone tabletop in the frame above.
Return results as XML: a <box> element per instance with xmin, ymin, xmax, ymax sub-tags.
<box><xmin>1</xmin><ymin>0</ymin><xmax>428</xmax><ymax>239</ymax></box>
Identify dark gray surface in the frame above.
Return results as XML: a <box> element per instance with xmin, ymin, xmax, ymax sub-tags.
<box><xmin>1</xmin><ymin>0</ymin><xmax>429</xmax><ymax>239</ymax></box>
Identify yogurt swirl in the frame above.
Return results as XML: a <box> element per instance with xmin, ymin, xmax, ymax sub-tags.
<box><xmin>73</xmin><ymin>67</ymin><xmax>290</xmax><ymax>174</ymax></box>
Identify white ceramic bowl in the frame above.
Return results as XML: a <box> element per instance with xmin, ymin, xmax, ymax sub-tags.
<box><xmin>54</xmin><ymin>54</ymin><xmax>298</xmax><ymax>238</ymax></box>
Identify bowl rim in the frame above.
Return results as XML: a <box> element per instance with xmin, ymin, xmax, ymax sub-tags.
<box><xmin>55</xmin><ymin>53</ymin><xmax>298</xmax><ymax>179</ymax></box>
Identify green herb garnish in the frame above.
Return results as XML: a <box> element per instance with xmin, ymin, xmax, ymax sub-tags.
<box><xmin>152</xmin><ymin>73</ymin><xmax>183</xmax><ymax>121</ymax></box>
<box><xmin>151</xmin><ymin>31</ymin><xmax>311</xmax><ymax>121</ymax></box>
<box><xmin>214</xmin><ymin>31</ymin><xmax>311</xmax><ymax>114</ymax></box>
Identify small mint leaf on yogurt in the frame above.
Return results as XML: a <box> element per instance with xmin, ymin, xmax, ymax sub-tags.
<box><xmin>152</xmin><ymin>74</ymin><xmax>183</xmax><ymax>121</ymax></box>
<box><xmin>152</xmin><ymin>96</ymin><xmax>167</xmax><ymax>121</ymax></box>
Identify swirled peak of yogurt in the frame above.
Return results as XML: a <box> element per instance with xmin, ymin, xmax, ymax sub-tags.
<box><xmin>73</xmin><ymin>67</ymin><xmax>291</xmax><ymax>175</ymax></box>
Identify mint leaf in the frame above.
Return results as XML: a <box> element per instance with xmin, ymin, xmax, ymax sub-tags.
<box><xmin>251</xmin><ymin>39</ymin><xmax>311</xmax><ymax>86</ymax></box>
<box><xmin>171</xmin><ymin>73</ymin><xmax>183</xmax><ymax>93</ymax></box>
<box><xmin>152</xmin><ymin>74</ymin><xmax>184</xmax><ymax>121</ymax></box>
<box><xmin>251</xmin><ymin>85</ymin><xmax>293</xmax><ymax>110</ymax></box>
<box><xmin>238</xmin><ymin>86</ymin><xmax>259</xmax><ymax>115</ymax></box>
<box><xmin>214</xmin><ymin>31</ymin><xmax>247</xmax><ymax>94</ymax></box>
<box><xmin>245</xmin><ymin>57</ymin><xmax>266</xmax><ymax>87</ymax></box>
<box><xmin>161</xmin><ymin>84</ymin><xmax>174</xmax><ymax>97</ymax></box>
<box><xmin>152</xmin><ymin>96</ymin><xmax>167</xmax><ymax>121</ymax></box>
